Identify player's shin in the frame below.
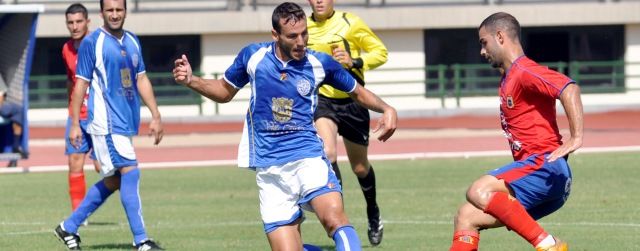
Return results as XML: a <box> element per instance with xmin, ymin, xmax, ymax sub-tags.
<box><xmin>120</xmin><ymin>168</ymin><xmax>148</xmax><ymax>245</ymax></box>
<box><xmin>64</xmin><ymin>179</ymin><xmax>113</xmax><ymax>233</ymax></box>
<box><xmin>68</xmin><ymin>172</ymin><xmax>86</xmax><ymax>211</ymax></box>
<box><xmin>357</xmin><ymin>166</ymin><xmax>378</xmax><ymax>214</ymax></box>
<box><xmin>483</xmin><ymin>192</ymin><xmax>548</xmax><ymax>246</ymax></box>
<box><xmin>332</xmin><ymin>225</ymin><xmax>361</xmax><ymax>251</ymax></box>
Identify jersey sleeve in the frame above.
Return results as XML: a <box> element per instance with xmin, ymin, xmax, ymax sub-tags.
<box><xmin>347</xmin><ymin>13</ymin><xmax>388</xmax><ymax>71</ymax></box>
<box><xmin>320</xmin><ymin>53</ymin><xmax>357</xmax><ymax>93</ymax></box>
<box><xmin>223</xmin><ymin>44</ymin><xmax>254</xmax><ymax>89</ymax></box>
<box><xmin>75</xmin><ymin>38</ymin><xmax>96</xmax><ymax>82</ymax></box>
<box><xmin>523</xmin><ymin>67</ymin><xmax>575</xmax><ymax>99</ymax></box>
<box><xmin>131</xmin><ymin>33</ymin><xmax>146</xmax><ymax>75</ymax></box>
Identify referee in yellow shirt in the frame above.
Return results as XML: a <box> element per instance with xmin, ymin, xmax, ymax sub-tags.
<box><xmin>307</xmin><ymin>0</ymin><xmax>388</xmax><ymax>246</ymax></box>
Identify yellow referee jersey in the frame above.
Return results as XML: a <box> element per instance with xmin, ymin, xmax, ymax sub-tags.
<box><xmin>308</xmin><ymin>11</ymin><xmax>388</xmax><ymax>99</ymax></box>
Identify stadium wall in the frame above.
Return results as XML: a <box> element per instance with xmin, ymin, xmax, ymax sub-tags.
<box><xmin>25</xmin><ymin>1</ymin><xmax>640</xmax><ymax>121</ymax></box>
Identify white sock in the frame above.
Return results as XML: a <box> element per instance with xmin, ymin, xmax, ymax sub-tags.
<box><xmin>535</xmin><ymin>234</ymin><xmax>556</xmax><ymax>248</ymax></box>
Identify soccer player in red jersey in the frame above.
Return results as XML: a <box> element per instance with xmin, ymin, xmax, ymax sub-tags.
<box><xmin>449</xmin><ymin>12</ymin><xmax>584</xmax><ymax>251</ymax></box>
<box><xmin>62</xmin><ymin>3</ymin><xmax>100</xmax><ymax>215</ymax></box>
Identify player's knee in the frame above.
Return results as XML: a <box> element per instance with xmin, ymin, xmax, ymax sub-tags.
<box><xmin>351</xmin><ymin>163</ymin><xmax>369</xmax><ymax>177</ymax></box>
<box><xmin>317</xmin><ymin>207</ymin><xmax>348</xmax><ymax>234</ymax></box>
<box><xmin>68</xmin><ymin>155</ymin><xmax>85</xmax><ymax>172</ymax></box>
<box><xmin>324</xmin><ymin>218</ymin><xmax>350</xmax><ymax>236</ymax></box>
<box><xmin>465</xmin><ymin>184</ymin><xmax>493</xmax><ymax>209</ymax></box>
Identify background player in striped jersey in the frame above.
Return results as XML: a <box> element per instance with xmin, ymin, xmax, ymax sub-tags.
<box><xmin>306</xmin><ymin>0</ymin><xmax>388</xmax><ymax>245</ymax></box>
<box><xmin>62</xmin><ymin>3</ymin><xmax>101</xmax><ymax>220</ymax></box>
<box><xmin>173</xmin><ymin>3</ymin><xmax>396</xmax><ymax>250</ymax></box>
<box><xmin>449</xmin><ymin>12</ymin><xmax>583</xmax><ymax>251</ymax></box>
<box><xmin>55</xmin><ymin>0</ymin><xmax>164</xmax><ymax>250</ymax></box>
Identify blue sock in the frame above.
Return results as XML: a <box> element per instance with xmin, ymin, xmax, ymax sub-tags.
<box><xmin>120</xmin><ymin>168</ymin><xmax>147</xmax><ymax>245</ymax></box>
<box><xmin>303</xmin><ymin>243</ymin><xmax>323</xmax><ymax>251</ymax></box>
<box><xmin>63</xmin><ymin>180</ymin><xmax>113</xmax><ymax>233</ymax></box>
<box><xmin>332</xmin><ymin>225</ymin><xmax>361</xmax><ymax>251</ymax></box>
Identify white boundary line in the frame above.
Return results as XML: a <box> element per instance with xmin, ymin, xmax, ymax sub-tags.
<box><xmin>2</xmin><ymin>145</ymin><xmax>640</xmax><ymax>174</ymax></box>
<box><xmin>4</xmin><ymin>219</ymin><xmax>640</xmax><ymax>236</ymax></box>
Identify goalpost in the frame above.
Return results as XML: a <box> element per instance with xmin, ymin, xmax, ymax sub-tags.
<box><xmin>0</xmin><ymin>4</ymin><xmax>42</xmax><ymax>163</ymax></box>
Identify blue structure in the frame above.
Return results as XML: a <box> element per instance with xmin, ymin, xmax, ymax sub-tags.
<box><xmin>0</xmin><ymin>5</ymin><xmax>42</xmax><ymax>164</ymax></box>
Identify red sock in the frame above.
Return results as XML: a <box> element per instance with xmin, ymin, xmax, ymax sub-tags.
<box><xmin>68</xmin><ymin>172</ymin><xmax>86</xmax><ymax>211</ymax></box>
<box><xmin>449</xmin><ymin>230</ymin><xmax>479</xmax><ymax>251</ymax></box>
<box><xmin>484</xmin><ymin>192</ymin><xmax>547</xmax><ymax>246</ymax></box>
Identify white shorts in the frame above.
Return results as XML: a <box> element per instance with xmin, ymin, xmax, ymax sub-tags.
<box><xmin>91</xmin><ymin>134</ymin><xmax>137</xmax><ymax>177</ymax></box>
<box><xmin>256</xmin><ymin>156</ymin><xmax>341</xmax><ymax>233</ymax></box>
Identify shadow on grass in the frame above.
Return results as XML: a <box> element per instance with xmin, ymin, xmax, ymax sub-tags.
<box><xmin>87</xmin><ymin>243</ymin><xmax>133</xmax><ymax>250</ymax></box>
<box><xmin>84</xmin><ymin>221</ymin><xmax>119</xmax><ymax>226</ymax></box>
<box><xmin>307</xmin><ymin>244</ymin><xmax>380</xmax><ymax>250</ymax></box>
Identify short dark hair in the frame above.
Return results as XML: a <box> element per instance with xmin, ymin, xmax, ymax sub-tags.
<box><xmin>479</xmin><ymin>12</ymin><xmax>521</xmax><ymax>41</ymax></box>
<box><xmin>272</xmin><ymin>2</ymin><xmax>306</xmax><ymax>33</ymax></box>
<box><xmin>100</xmin><ymin>0</ymin><xmax>127</xmax><ymax>11</ymax></box>
<box><xmin>65</xmin><ymin>3</ymin><xmax>88</xmax><ymax>19</ymax></box>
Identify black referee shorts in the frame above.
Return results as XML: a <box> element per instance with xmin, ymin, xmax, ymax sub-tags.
<box><xmin>314</xmin><ymin>95</ymin><xmax>370</xmax><ymax>146</ymax></box>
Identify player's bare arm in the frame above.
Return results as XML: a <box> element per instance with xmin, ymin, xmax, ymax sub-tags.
<box><xmin>69</xmin><ymin>78</ymin><xmax>89</xmax><ymax>148</ymax></box>
<box><xmin>548</xmin><ymin>83</ymin><xmax>584</xmax><ymax>162</ymax></box>
<box><xmin>173</xmin><ymin>54</ymin><xmax>238</xmax><ymax>103</ymax></box>
<box><xmin>137</xmin><ymin>73</ymin><xmax>164</xmax><ymax>145</ymax></box>
<box><xmin>348</xmin><ymin>85</ymin><xmax>397</xmax><ymax>142</ymax></box>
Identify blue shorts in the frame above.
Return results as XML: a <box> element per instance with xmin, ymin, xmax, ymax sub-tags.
<box><xmin>0</xmin><ymin>101</ymin><xmax>23</xmax><ymax>124</ymax></box>
<box><xmin>489</xmin><ymin>153</ymin><xmax>572</xmax><ymax>220</ymax></box>
<box><xmin>64</xmin><ymin>118</ymin><xmax>95</xmax><ymax>158</ymax></box>
<box><xmin>91</xmin><ymin>134</ymin><xmax>138</xmax><ymax>177</ymax></box>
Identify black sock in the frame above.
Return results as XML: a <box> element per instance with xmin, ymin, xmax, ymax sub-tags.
<box><xmin>12</xmin><ymin>133</ymin><xmax>21</xmax><ymax>152</ymax></box>
<box><xmin>358</xmin><ymin>166</ymin><xmax>379</xmax><ymax>218</ymax></box>
<box><xmin>331</xmin><ymin>162</ymin><xmax>342</xmax><ymax>187</ymax></box>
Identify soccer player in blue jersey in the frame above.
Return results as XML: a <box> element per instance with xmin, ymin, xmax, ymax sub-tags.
<box><xmin>173</xmin><ymin>3</ymin><xmax>397</xmax><ymax>250</ymax></box>
<box><xmin>54</xmin><ymin>0</ymin><xmax>164</xmax><ymax>250</ymax></box>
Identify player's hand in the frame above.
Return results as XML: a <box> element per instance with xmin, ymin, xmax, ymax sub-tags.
<box><xmin>69</xmin><ymin>123</ymin><xmax>82</xmax><ymax>149</ymax></box>
<box><xmin>173</xmin><ymin>54</ymin><xmax>193</xmax><ymax>85</ymax></box>
<box><xmin>332</xmin><ymin>47</ymin><xmax>353</xmax><ymax>68</ymax></box>
<box><xmin>373</xmin><ymin>106</ymin><xmax>397</xmax><ymax>142</ymax></box>
<box><xmin>148</xmin><ymin>117</ymin><xmax>164</xmax><ymax>145</ymax></box>
<box><xmin>547</xmin><ymin>137</ymin><xmax>583</xmax><ymax>162</ymax></box>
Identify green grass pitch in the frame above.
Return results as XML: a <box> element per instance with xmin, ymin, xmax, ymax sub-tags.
<box><xmin>1</xmin><ymin>151</ymin><xmax>639</xmax><ymax>250</ymax></box>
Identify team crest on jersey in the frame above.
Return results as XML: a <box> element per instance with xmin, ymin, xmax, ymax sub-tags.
<box><xmin>272</xmin><ymin>97</ymin><xmax>293</xmax><ymax>123</ymax></box>
<box><xmin>296</xmin><ymin>78</ymin><xmax>311</xmax><ymax>96</ymax></box>
<box><xmin>121</xmin><ymin>69</ymin><xmax>132</xmax><ymax>88</ymax></box>
<box><xmin>506</xmin><ymin>95</ymin><xmax>515</xmax><ymax>109</ymax></box>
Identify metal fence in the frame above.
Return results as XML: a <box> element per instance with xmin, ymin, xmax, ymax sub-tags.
<box><xmin>28</xmin><ymin>60</ymin><xmax>634</xmax><ymax>111</ymax></box>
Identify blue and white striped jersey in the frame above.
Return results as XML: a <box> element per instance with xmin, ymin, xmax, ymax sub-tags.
<box><xmin>75</xmin><ymin>27</ymin><xmax>146</xmax><ymax>136</ymax></box>
<box><xmin>230</xmin><ymin>42</ymin><xmax>357</xmax><ymax>169</ymax></box>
